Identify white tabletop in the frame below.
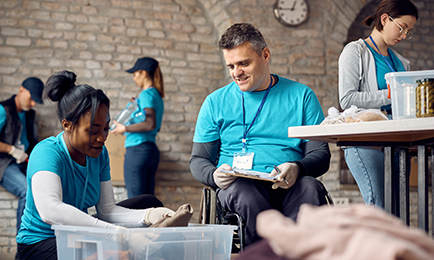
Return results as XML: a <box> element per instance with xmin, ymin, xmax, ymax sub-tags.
<box><xmin>288</xmin><ymin>117</ymin><xmax>434</xmax><ymax>144</ymax></box>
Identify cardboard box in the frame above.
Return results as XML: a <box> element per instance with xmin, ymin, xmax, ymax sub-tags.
<box><xmin>105</xmin><ymin>134</ymin><xmax>126</xmax><ymax>183</ymax></box>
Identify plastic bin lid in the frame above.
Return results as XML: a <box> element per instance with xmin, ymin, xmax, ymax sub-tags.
<box><xmin>385</xmin><ymin>70</ymin><xmax>434</xmax><ymax>80</ymax></box>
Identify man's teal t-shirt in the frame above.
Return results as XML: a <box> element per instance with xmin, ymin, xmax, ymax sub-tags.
<box><xmin>16</xmin><ymin>132</ymin><xmax>111</xmax><ymax>245</ymax></box>
<box><xmin>125</xmin><ymin>87</ymin><xmax>164</xmax><ymax>147</ymax></box>
<box><xmin>193</xmin><ymin>75</ymin><xmax>325</xmax><ymax>173</ymax></box>
<box><xmin>0</xmin><ymin>104</ymin><xmax>29</xmax><ymax>151</ymax></box>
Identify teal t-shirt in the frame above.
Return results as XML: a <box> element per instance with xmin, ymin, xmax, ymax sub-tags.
<box><xmin>364</xmin><ymin>40</ymin><xmax>406</xmax><ymax>111</ymax></box>
<box><xmin>125</xmin><ymin>87</ymin><xmax>164</xmax><ymax>147</ymax></box>
<box><xmin>16</xmin><ymin>132</ymin><xmax>111</xmax><ymax>245</ymax></box>
<box><xmin>0</xmin><ymin>105</ymin><xmax>6</xmax><ymax>131</ymax></box>
<box><xmin>193</xmin><ymin>75</ymin><xmax>325</xmax><ymax>173</ymax></box>
<box><xmin>0</xmin><ymin>104</ymin><xmax>29</xmax><ymax>151</ymax></box>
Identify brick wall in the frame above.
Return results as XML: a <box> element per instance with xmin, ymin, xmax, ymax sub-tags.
<box><xmin>1</xmin><ymin>0</ymin><xmax>433</xmax><ymax>257</ymax></box>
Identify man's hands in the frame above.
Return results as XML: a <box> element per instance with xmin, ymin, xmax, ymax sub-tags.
<box><xmin>212</xmin><ymin>162</ymin><xmax>298</xmax><ymax>190</ymax></box>
<box><xmin>270</xmin><ymin>162</ymin><xmax>299</xmax><ymax>189</ymax></box>
<box><xmin>213</xmin><ymin>163</ymin><xmax>236</xmax><ymax>190</ymax></box>
<box><xmin>8</xmin><ymin>146</ymin><xmax>28</xmax><ymax>164</ymax></box>
<box><xmin>143</xmin><ymin>207</ymin><xmax>175</xmax><ymax>225</ymax></box>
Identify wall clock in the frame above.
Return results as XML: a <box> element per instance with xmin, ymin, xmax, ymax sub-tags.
<box><xmin>273</xmin><ymin>0</ymin><xmax>309</xmax><ymax>27</ymax></box>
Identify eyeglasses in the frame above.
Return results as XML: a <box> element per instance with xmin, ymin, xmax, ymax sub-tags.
<box><xmin>389</xmin><ymin>16</ymin><xmax>413</xmax><ymax>40</ymax></box>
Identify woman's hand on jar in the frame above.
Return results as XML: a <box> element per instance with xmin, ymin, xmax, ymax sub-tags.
<box><xmin>109</xmin><ymin>121</ymin><xmax>126</xmax><ymax>135</ymax></box>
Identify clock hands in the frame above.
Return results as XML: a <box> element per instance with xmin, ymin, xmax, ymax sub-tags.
<box><xmin>291</xmin><ymin>1</ymin><xmax>297</xmax><ymax>10</ymax></box>
<box><xmin>279</xmin><ymin>1</ymin><xmax>297</xmax><ymax>11</ymax></box>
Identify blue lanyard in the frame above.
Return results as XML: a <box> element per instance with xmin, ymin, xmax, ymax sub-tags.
<box><xmin>240</xmin><ymin>75</ymin><xmax>273</xmax><ymax>152</ymax></box>
<box><xmin>369</xmin><ymin>36</ymin><xmax>397</xmax><ymax>72</ymax></box>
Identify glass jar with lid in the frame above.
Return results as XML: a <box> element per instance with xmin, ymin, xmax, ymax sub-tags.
<box><xmin>415</xmin><ymin>78</ymin><xmax>434</xmax><ymax>117</ymax></box>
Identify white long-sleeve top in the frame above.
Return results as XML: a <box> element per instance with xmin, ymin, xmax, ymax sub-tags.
<box><xmin>32</xmin><ymin>171</ymin><xmax>148</xmax><ymax>228</ymax></box>
<box><xmin>338</xmin><ymin>39</ymin><xmax>410</xmax><ymax>110</ymax></box>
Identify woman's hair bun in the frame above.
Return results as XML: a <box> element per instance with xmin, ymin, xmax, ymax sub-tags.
<box><xmin>44</xmin><ymin>70</ymin><xmax>77</xmax><ymax>102</ymax></box>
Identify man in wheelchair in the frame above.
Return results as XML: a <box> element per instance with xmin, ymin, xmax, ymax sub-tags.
<box><xmin>190</xmin><ymin>23</ymin><xmax>331</xmax><ymax>248</ymax></box>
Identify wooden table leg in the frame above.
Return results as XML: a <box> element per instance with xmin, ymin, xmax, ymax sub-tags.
<box><xmin>384</xmin><ymin>146</ymin><xmax>393</xmax><ymax>214</ymax></box>
<box><xmin>418</xmin><ymin>145</ymin><xmax>429</xmax><ymax>232</ymax></box>
<box><xmin>399</xmin><ymin>148</ymin><xmax>409</xmax><ymax>225</ymax></box>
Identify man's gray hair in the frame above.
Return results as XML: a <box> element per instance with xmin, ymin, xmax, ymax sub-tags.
<box><xmin>218</xmin><ymin>23</ymin><xmax>267</xmax><ymax>56</ymax></box>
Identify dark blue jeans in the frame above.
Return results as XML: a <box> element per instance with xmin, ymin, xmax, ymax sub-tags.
<box><xmin>124</xmin><ymin>142</ymin><xmax>160</xmax><ymax>198</ymax></box>
<box><xmin>0</xmin><ymin>162</ymin><xmax>27</xmax><ymax>233</ymax></box>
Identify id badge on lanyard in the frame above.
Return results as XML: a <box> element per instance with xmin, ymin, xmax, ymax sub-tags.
<box><xmin>233</xmin><ymin>151</ymin><xmax>254</xmax><ymax>169</ymax></box>
<box><xmin>232</xmin><ymin>75</ymin><xmax>272</xmax><ymax>170</ymax></box>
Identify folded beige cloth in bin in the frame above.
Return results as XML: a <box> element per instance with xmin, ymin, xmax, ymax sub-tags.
<box><xmin>150</xmin><ymin>204</ymin><xmax>194</xmax><ymax>228</ymax></box>
<box><xmin>257</xmin><ymin>204</ymin><xmax>434</xmax><ymax>260</ymax></box>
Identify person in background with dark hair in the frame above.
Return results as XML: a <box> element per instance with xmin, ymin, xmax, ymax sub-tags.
<box><xmin>111</xmin><ymin>57</ymin><xmax>164</xmax><ymax>198</ymax></box>
<box><xmin>190</xmin><ymin>23</ymin><xmax>331</xmax><ymax>248</ymax></box>
<box><xmin>16</xmin><ymin>70</ymin><xmax>192</xmax><ymax>260</ymax></box>
<box><xmin>0</xmin><ymin>77</ymin><xmax>44</xmax><ymax>236</ymax></box>
<box><xmin>338</xmin><ymin>0</ymin><xmax>418</xmax><ymax>208</ymax></box>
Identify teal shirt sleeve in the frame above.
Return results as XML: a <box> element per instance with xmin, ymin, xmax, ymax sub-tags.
<box><xmin>27</xmin><ymin>137</ymin><xmax>64</xmax><ymax>178</ymax></box>
<box><xmin>193</xmin><ymin>96</ymin><xmax>221</xmax><ymax>143</ymax></box>
<box><xmin>138</xmin><ymin>88</ymin><xmax>156</xmax><ymax>110</ymax></box>
<box><xmin>0</xmin><ymin>105</ymin><xmax>6</xmax><ymax>132</ymax></box>
<box><xmin>302</xmin><ymin>88</ymin><xmax>325</xmax><ymax>126</ymax></box>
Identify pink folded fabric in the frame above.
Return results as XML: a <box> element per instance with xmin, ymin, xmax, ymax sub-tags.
<box><xmin>257</xmin><ymin>204</ymin><xmax>434</xmax><ymax>260</ymax></box>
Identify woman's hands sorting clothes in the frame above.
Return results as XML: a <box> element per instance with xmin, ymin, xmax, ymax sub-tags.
<box><xmin>213</xmin><ymin>163</ymin><xmax>237</xmax><ymax>190</ymax></box>
<box><xmin>143</xmin><ymin>207</ymin><xmax>175</xmax><ymax>225</ymax></box>
<box><xmin>270</xmin><ymin>162</ymin><xmax>299</xmax><ymax>189</ymax></box>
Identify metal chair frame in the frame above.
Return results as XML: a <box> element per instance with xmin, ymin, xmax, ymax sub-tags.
<box><xmin>199</xmin><ymin>186</ymin><xmax>245</xmax><ymax>253</ymax></box>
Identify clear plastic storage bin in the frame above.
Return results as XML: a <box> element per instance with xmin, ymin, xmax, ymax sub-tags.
<box><xmin>52</xmin><ymin>224</ymin><xmax>236</xmax><ymax>260</ymax></box>
<box><xmin>385</xmin><ymin>70</ymin><xmax>434</xmax><ymax>119</ymax></box>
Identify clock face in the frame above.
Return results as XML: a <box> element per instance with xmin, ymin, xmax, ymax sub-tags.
<box><xmin>274</xmin><ymin>0</ymin><xmax>309</xmax><ymax>26</ymax></box>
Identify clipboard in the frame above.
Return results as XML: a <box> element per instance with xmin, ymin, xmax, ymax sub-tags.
<box><xmin>218</xmin><ymin>167</ymin><xmax>277</xmax><ymax>182</ymax></box>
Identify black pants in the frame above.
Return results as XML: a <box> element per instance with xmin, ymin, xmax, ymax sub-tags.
<box><xmin>217</xmin><ymin>176</ymin><xmax>327</xmax><ymax>247</ymax></box>
<box><xmin>124</xmin><ymin>142</ymin><xmax>160</xmax><ymax>197</ymax></box>
<box><xmin>18</xmin><ymin>194</ymin><xmax>163</xmax><ymax>260</ymax></box>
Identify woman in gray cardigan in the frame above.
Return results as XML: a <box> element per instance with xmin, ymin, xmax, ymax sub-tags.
<box><xmin>338</xmin><ymin>0</ymin><xmax>418</xmax><ymax>209</ymax></box>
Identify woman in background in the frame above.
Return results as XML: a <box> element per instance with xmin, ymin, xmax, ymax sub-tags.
<box><xmin>338</xmin><ymin>0</ymin><xmax>418</xmax><ymax>208</ymax></box>
<box><xmin>16</xmin><ymin>70</ymin><xmax>183</xmax><ymax>260</ymax></box>
<box><xmin>111</xmin><ymin>57</ymin><xmax>164</xmax><ymax>198</ymax></box>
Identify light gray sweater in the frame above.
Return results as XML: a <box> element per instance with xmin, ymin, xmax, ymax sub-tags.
<box><xmin>338</xmin><ymin>39</ymin><xmax>410</xmax><ymax>110</ymax></box>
